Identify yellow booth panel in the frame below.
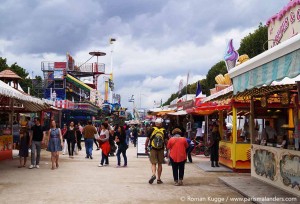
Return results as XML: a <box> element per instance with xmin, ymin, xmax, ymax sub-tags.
<box><xmin>0</xmin><ymin>135</ymin><xmax>13</xmax><ymax>161</ymax></box>
<box><xmin>219</xmin><ymin>141</ymin><xmax>251</xmax><ymax>171</ymax></box>
<box><xmin>219</xmin><ymin>141</ymin><xmax>234</xmax><ymax>169</ymax></box>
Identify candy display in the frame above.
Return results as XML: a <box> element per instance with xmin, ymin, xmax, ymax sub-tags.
<box><xmin>215</xmin><ymin>74</ymin><xmax>232</xmax><ymax>85</ymax></box>
<box><xmin>237</xmin><ymin>54</ymin><xmax>250</xmax><ymax>65</ymax></box>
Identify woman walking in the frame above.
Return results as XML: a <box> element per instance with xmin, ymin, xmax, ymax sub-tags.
<box><xmin>66</xmin><ymin>121</ymin><xmax>77</xmax><ymax>158</ymax></box>
<box><xmin>98</xmin><ymin>123</ymin><xmax>110</xmax><ymax>167</ymax></box>
<box><xmin>18</xmin><ymin>127</ymin><xmax>29</xmax><ymax>168</ymax></box>
<box><xmin>76</xmin><ymin>122</ymin><xmax>83</xmax><ymax>151</ymax></box>
<box><xmin>167</xmin><ymin>127</ymin><xmax>188</xmax><ymax>186</ymax></box>
<box><xmin>47</xmin><ymin>120</ymin><xmax>63</xmax><ymax>170</ymax></box>
<box><xmin>115</xmin><ymin>126</ymin><xmax>128</xmax><ymax>167</ymax></box>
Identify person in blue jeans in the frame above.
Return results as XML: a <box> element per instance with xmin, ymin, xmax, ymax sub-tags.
<box><xmin>82</xmin><ymin>120</ymin><xmax>97</xmax><ymax>159</ymax></box>
<box><xmin>186</xmin><ymin>136</ymin><xmax>195</xmax><ymax>163</ymax></box>
<box><xmin>29</xmin><ymin>118</ymin><xmax>47</xmax><ymax>169</ymax></box>
<box><xmin>115</xmin><ymin>126</ymin><xmax>128</xmax><ymax>167</ymax></box>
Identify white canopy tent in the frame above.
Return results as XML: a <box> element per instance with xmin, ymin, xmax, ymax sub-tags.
<box><xmin>0</xmin><ymin>80</ymin><xmax>50</xmax><ymax>112</ymax></box>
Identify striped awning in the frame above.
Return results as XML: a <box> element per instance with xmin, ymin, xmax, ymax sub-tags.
<box><xmin>229</xmin><ymin>34</ymin><xmax>300</xmax><ymax>94</ymax></box>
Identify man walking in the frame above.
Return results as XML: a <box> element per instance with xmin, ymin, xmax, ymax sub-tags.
<box><xmin>83</xmin><ymin>120</ymin><xmax>97</xmax><ymax>159</ymax></box>
<box><xmin>29</xmin><ymin>118</ymin><xmax>46</xmax><ymax>169</ymax></box>
<box><xmin>145</xmin><ymin>118</ymin><xmax>168</xmax><ymax>184</ymax></box>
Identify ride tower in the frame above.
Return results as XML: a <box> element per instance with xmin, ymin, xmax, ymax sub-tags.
<box><xmin>41</xmin><ymin>52</ymin><xmax>106</xmax><ymax>125</ymax></box>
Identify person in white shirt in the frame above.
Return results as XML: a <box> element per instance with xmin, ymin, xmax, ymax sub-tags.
<box><xmin>262</xmin><ymin>121</ymin><xmax>277</xmax><ymax>143</ymax></box>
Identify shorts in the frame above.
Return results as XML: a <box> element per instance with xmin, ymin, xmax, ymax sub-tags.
<box><xmin>149</xmin><ymin>149</ymin><xmax>164</xmax><ymax>164</ymax></box>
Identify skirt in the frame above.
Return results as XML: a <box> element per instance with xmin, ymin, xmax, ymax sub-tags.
<box><xmin>19</xmin><ymin>136</ymin><xmax>29</xmax><ymax>157</ymax></box>
<box><xmin>47</xmin><ymin>138</ymin><xmax>62</xmax><ymax>152</ymax></box>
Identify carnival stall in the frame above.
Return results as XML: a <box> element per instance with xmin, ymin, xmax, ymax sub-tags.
<box><xmin>0</xmin><ymin>70</ymin><xmax>50</xmax><ymax>161</ymax></box>
<box><xmin>186</xmin><ymin>83</ymin><xmax>252</xmax><ymax>172</ymax></box>
<box><xmin>228</xmin><ymin>0</ymin><xmax>300</xmax><ymax>195</ymax></box>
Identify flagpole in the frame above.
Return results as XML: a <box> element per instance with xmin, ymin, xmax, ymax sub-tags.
<box><xmin>186</xmin><ymin>71</ymin><xmax>189</xmax><ymax>101</ymax></box>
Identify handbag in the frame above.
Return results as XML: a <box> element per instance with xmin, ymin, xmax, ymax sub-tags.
<box><xmin>74</xmin><ymin>143</ymin><xmax>78</xmax><ymax>155</ymax></box>
<box><xmin>94</xmin><ymin>132</ymin><xmax>100</xmax><ymax>140</ymax></box>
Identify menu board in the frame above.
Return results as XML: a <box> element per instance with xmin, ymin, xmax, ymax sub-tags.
<box><xmin>137</xmin><ymin>136</ymin><xmax>148</xmax><ymax>157</ymax></box>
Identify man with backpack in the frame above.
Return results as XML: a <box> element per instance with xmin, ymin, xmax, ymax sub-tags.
<box><xmin>145</xmin><ymin>118</ymin><xmax>168</xmax><ymax>184</ymax></box>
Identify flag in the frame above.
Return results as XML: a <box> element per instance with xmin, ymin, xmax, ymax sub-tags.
<box><xmin>196</xmin><ymin>81</ymin><xmax>202</xmax><ymax>97</ymax></box>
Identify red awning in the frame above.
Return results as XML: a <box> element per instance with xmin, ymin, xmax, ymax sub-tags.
<box><xmin>187</xmin><ymin>102</ymin><xmax>232</xmax><ymax>115</ymax></box>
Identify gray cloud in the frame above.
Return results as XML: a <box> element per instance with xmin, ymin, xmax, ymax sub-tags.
<box><xmin>0</xmin><ymin>0</ymin><xmax>289</xmax><ymax>108</ymax></box>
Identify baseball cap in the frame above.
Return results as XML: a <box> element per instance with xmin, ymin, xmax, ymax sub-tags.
<box><xmin>155</xmin><ymin>118</ymin><xmax>163</xmax><ymax>124</ymax></box>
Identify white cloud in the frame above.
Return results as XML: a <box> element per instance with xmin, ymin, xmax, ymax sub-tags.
<box><xmin>0</xmin><ymin>0</ymin><xmax>288</xmax><ymax>110</ymax></box>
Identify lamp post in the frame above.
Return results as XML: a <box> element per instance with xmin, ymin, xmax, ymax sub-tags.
<box><xmin>139</xmin><ymin>93</ymin><xmax>146</xmax><ymax>120</ymax></box>
<box><xmin>88</xmin><ymin>51</ymin><xmax>106</xmax><ymax>90</ymax></box>
<box><xmin>128</xmin><ymin>95</ymin><xmax>135</xmax><ymax>120</ymax></box>
<box><xmin>109</xmin><ymin>38</ymin><xmax>116</xmax><ymax>103</ymax></box>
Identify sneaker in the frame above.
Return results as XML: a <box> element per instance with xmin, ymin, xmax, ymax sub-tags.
<box><xmin>123</xmin><ymin>165</ymin><xmax>127</xmax><ymax>167</ymax></box>
<box><xmin>104</xmin><ymin>163</ymin><xmax>108</xmax><ymax>166</ymax></box>
<box><xmin>116</xmin><ymin>165</ymin><xmax>121</xmax><ymax>168</ymax></box>
<box><xmin>29</xmin><ymin>165</ymin><xmax>34</xmax><ymax>169</ymax></box>
<box><xmin>98</xmin><ymin>164</ymin><xmax>103</xmax><ymax>167</ymax></box>
<box><xmin>178</xmin><ymin>180</ymin><xmax>183</xmax><ymax>186</ymax></box>
<box><xmin>36</xmin><ymin>165</ymin><xmax>40</xmax><ymax>169</ymax></box>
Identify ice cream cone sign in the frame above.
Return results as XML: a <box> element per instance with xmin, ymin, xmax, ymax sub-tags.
<box><xmin>224</xmin><ymin>39</ymin><xmax>239</xmax><ymax>71</ymax></box>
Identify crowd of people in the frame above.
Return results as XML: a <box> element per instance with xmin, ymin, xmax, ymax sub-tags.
<box><xmin>15</xmin><ymin>116</ymin><xmax>222</xmax><ymax>186</ymax></box>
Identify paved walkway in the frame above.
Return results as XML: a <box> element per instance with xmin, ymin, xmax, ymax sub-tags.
<box><xmin>219</xmin><ymin>176</ymin><xmax>300</xmax><ymax>204</ymax></box>
<box><xmin>0</xmin><ymin>144</ymin><xmax>294</xmax><ymax>204</ymax></box>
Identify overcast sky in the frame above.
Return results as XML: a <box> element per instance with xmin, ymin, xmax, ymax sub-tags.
<box><xmin>0</xmin><ymin>0</ymin><xmax>288</xmax><ymax>109</ymax></box>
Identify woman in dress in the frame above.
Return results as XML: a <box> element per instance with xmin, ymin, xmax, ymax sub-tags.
<box><xmin>47</xmin><ymin>120</ymin><xmax>63</xmax><ymax>170</ymax></box>
<box><xmin>115</xmin><ymin>126</ymin><xmax>128</xmax><ymax>167</ymax></box>
<box><xmin>66</xmin><ymin>121</ymin><xmax>77</xmax><ymax>158</ymax></box>
<box><xmin>98</xmin><ymin>123</ymin><xmax>110</xmax><ymax>167</ymax></box>
<box><xmin>18</xmin><ymin>127</ymin><xmax>29</xmax><ymax>168</ymax></box>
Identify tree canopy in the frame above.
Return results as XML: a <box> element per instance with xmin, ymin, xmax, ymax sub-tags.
<box><xmin>0</xmin><ymin>57</ymin><xmax>41</xmax><ymax>97</ymax></box>
<box><xmin>163</xmin><ymin>23</ymin><xmax>268</xmax><ymax>106</ymax></box>
<box><xmin>238</xmin><ymin>23</ymin><xmax>268</xmax><ymax>58</ymax></box>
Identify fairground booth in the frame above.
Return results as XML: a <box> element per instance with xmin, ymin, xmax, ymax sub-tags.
<box><xmin>187</xmin><ymin>84</ymin><xmax>252</xmax><ymax>172</ymax></box>
<box><xmin>228</xmin><ymin>0</ymin><xmax>300</xmax><ymax>195</ymax></box>
<box><xmin>0</xmin><ymin>70</ymin><xmax>50</xmax><ymax>161</ymax></box>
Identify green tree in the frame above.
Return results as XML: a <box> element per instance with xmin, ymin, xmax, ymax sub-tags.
<box><xmin>0</xmin><ymin>58</ymin><xmax>9</xmax><ymax>70</ymax></box>
<box><xmin>10</xmin><ymin>63</ymin><xmax>32</xmax><ymax>94</ymax></box>
<box><xmin>0</xmin><ymin>57</ymin><xmax>40</xmax><ymax>96</ymax></box>
<box><xmin>238</xmin><ymin>23</ymin><xmax>268</xmax><ymax>58</ymax></box>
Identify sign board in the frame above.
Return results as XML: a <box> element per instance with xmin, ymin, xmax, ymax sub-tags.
<box><xmin>54</xmin><ymin>70</ymin><xmax>64</xmax><ymax>79</ymax></box>
<box><xmin>267</xmin><ymin>4</ymin><xmax>300</xmax><ymax>48</ymax></box>
<box><xmin>54</xmin><ymin>62</ymin><xmax>66</xmax><ymax>69</ymax></box>
<box><xmin>137</xmin><ymin>136</ymin><xmax>148</xmax><ymax>157</ymax></box>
